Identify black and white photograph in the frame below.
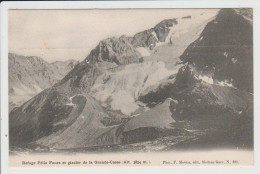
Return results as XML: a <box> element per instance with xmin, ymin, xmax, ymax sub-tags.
<box><xmin>1</xmin><ymin>4</ymin><xmax>256</xmax><ymax>168</ymax></box>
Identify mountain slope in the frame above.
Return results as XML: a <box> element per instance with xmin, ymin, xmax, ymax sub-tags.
<box><xmin>138</xmin><ymin>9</ymin><xmax>253</xmax><ymax>148</ymax></box>
<box><xmin>86</xmin><ymin>36</ymin><xmax>142</xmax><ymax>68</ymax></box>
<box><xmin>9</xmin><ymin>53</ymin><xmax>78</xmax><ymax>109</ymax></box>
<box><xmin>88</xmin><ymin>11</ymin><xmax>218</xmax><ymax>116</ymax></box>
<box><xmin>35</xmin><ymin>94</ymin><xmax>122</xmax><ymax>149</ymax></box>
<box><xmin>180</xmin><ymin>9</ymin><xmax>253</xmax><ymax>93</ymax></box>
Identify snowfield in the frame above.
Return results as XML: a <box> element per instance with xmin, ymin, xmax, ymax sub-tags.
<box><xmin>91</xmin><ymin>61</ymin><xmax>176</xmax><ymax>115</ymax></box>
<box><xmin>143</xmin><ymin>9</ymin><xmax>219</xmax><ymax>71</ymax></box>
<box><xmin>154</xmin><ymin>9</ymin><xmax>218</xmax><ymax>49</ymax></box>
<box><xmin>90</xmin><ymin>10</ymin><xmax>220</xmax><ymax>116</ymax></box>
<box><xmin>136</xmin><ymin>47</ymin><xmax>151</xmax><ymax>57</ymax></box>
<box><xmin>198</xmin><ymin>75</ymin><xmax>214</xmax><ymax>84</ymax></box>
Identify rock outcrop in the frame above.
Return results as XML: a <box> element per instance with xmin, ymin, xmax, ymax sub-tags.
<box><xmin>86</xmin><ymin>36</ymin><xmax>142</xmax><ymax>66</ymax></box>
<box><xmin>132</xmin><ymin>19</ymin><xmax>178</xmax><ymax>49</ymax></box>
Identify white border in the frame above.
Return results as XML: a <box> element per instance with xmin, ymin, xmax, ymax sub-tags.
<box><xmin>1</xmin><ymin>1</ymin><xmax>260</xmax><ymax>174</ymax></box>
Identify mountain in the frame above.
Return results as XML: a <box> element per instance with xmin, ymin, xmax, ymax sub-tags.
<box><xmin>139</xmin><ymin>9</ymin><xmax>253</xmax><ymax>148</ymax></box>
<box><xmin>131</xmin><ymin>18</ymin><xmax>178</xmax><ymax>49</ymax></box>
<box><xmin>9</xmin><ymin>53</ymin><xmax>79</xmax><ymax>110</ymax></box>
<box><xmin>86</xmin><ymin>36</ymin><xmax>142</xmax><ymax>68</ymax></box>
<box><xmin>88</xmin><ymin>11</ymin><xmax>217</xmax><ymax>115</ymax></box>
<box><xmin>180</xmin><ymin>9</ymin><xmax>253</xmax><ymax>93</ymax></box>
<box><xmin>9</xmin><ymin>9</ymin><xmax>253</xmax><ymax>151</ymax></box>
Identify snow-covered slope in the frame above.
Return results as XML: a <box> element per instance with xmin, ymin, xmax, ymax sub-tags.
<box><xmin>143</xmin><ymin>9</ymin><xmax>219</xmax><ymax>69</ymax></box>
<box><xmin>124</xmin><ymin>98</ymin><xmax>176</xmax><ymax>132</ymax></box>
<box><xmin>91</xmin><ymin>61</ymin><xmax>179</xmax><ymax>115</ymax></box>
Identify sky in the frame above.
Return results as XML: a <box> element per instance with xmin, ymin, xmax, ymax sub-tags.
<box><xmin>9</xmin><ymin>9</ymin><xmax>218</xmax><ymax>62</ymax></box>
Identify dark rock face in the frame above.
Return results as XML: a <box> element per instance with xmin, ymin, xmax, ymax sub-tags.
<box><xmin>86</xmin><ymin>18</ymin><xmax>178</xmax><ymax>66</ymax></box>
<box><xmin>9</xmin><ymin>89</ymin><xmax>73</xmax><ymax>146</ymax></box>
<box><xmin>182</xmin><ymin>15</ymin><xmax>191</xmax><ymax>19</ymax></box>
<box><xmin>139</xmin><ymin>63</ymin><xmax>253</xmax><ymax>148</ymax></box>
<box><xmin>234</xmin><ymin>8</ymin><xmax>253</xmax><ymax>20</ymax></box>
<box><xmin>131</xmin><ymin>18</ymin><xmax>178</xmax><ymax>49</ymax></box>
<box><xmin>180</xmin><ymin>9</ymin><xmax>253</xmax><ymax>93</ymax></box>
<box><xmin>131</xmin><ymin>29</ymin><xmax>158</xmax><ymax>49</ymax></box>
<box><xmin>87</xmin><ymin>36</ymin><xmax>141</xmax><ymax>65</ymax></box>
<box><xmin>153</xmin><ymin>19</ymin><xmax>178</xmax><ymax>42</ymax></box>
<box><xmin>122</xmin><ymin>127</ymin><xmax>188</xmax><ymax>144</ymax></box>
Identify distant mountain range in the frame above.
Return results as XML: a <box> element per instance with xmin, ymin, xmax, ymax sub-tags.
<box><xmin>9</xmin><ymin>53</ymin><xmax>79</xmax><ymax>110</ymax></box>
<box><xmin>9</xmin><ymin>9</ymin><xmax>253</xmax><ymax>152</ymax></box>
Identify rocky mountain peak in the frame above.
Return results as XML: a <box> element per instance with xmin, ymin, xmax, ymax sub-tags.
<box><xmin>86</xmin><ymin>36</ymin><xmax>141</xmax><ymax>66</ymax></box>
<box><xmin>131</xmin><ymin>18</ymin><xmax>178</xmax><ymax>49</ymax></box>
<box><xmin>153</xmin><ymin>18</ymin><xmax>178</xmax><ymax>42</ymax></box>
<box><xmin>85</xmin><ymin>18</ymin><xmax>178</xmax><ymax>66</ymax></box>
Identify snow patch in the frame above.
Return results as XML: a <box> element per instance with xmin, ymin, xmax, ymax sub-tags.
<box><xmin>11</xmin><ymin>83</ymin><xmax>37</xmax><ymax>96</ymax></box>
<box><xmin>231</xmin><ymin>58</ymin><xmax>237</xmax><ymax>63</ymax></box>
<box><xmin>197</xmin><ymin>74</ymin><xmax>235</xmax><ymax>88</ymax></box>
<box><xmin>151</xmin><ymin>31</ymin><xmax>158</xmax><ymax>41</ymax></box>
<box><xmin>184</xmin><ymin>129</ymin><xmax>197</xmax><ymax>133</ymax></box>
<box><xmin>198</xmin><ymin>75</ymin><xmax>214</xmax><ymax>84</ymax></box>
<box><xmin>136</xmin><ymin>47</ymin><xmax>151</xmax><ymax>57</ymax></box>
<box><xmin>33</xmin><ymin>85</ymin><xmax>42</xmax><ymax>93</ymax></box>
<box><xmin>165</xmin><ymin>26</ymin><xmax>175</xmax><ymax>43</ymax></box>
<box><xmin>65</xmin><ymin>95</ymin><xmax>76</xmax><ymax>106</ymax></box>
<box><xmin>224</xmin><ymin>52</ymin><xmax>229</xmax><ymax>58</ymax></box>
<box><xmin>216</xmin><ymin>80</ymin><xmax>234</xmax><ymax>88</ymax></box>
<box><xmin>196</xmin><ymin>73</ymin><xmax>236</xmax><ymax>89</ymax></box>
<box><xmin>131</xmin><ymin>113</ymin><xmax>141</xmax><ymax>117</ymax></box>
